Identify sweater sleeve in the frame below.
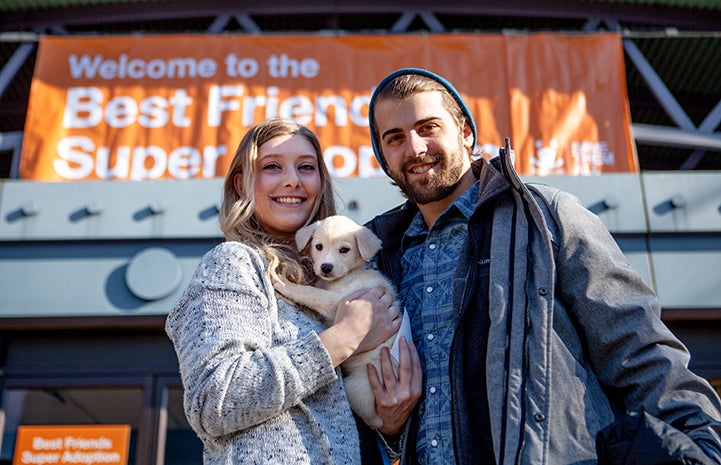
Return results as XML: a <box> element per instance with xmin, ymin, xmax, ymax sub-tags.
<box><xmin>165</xmin><ymin>242</ymin><xmax>338</xmax><ymax>439</ymax></box>
<box><xmin>549</xmin><ymin>189</ymin><xmax>721</xmax><ymax>426</ymax></box>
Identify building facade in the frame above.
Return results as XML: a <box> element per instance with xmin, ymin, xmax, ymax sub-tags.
<box><xmin>1</xmin><ymin>1</ymin><xmax>721</xmax><ymax>463</ymax></box>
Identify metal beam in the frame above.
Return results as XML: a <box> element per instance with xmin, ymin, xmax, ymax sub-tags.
<box><xmin>235</xmin><ymin>14</ymin><xmax>261</xmax><ymax>33</ymax></box>
<box><xmin>678</xmin><ymin>98</ymin><xmax>721</xmax><ymax>169</ymax></box>
<box><xmin>699</xmin><ymin>99</ymin><xmax>721</xmax><ymax>134</ymax></box>
<box><xmin>418</xmin><ymin>11</ymin><xmax>446</xmax><ymax>32</ymax></box>
<box><xmin>0</xmin><ymin>43</ymin><xmax>34</xmax><ymax>98</ymax></box>
<box><xmin>391</xmin><ymin>11</ymin><xmax>416</xmax><ymax>32</ymax></box>
<box><xmin>3</xmin><ymin>1</ymin><xmax>721</xmax><ymax>32</ymax></box>
<box><xmin>632</xmin><ymin>124</ymin><xmax>721</xmax><ymax>151</ymax></box>
<box><xmin>623</xmin><ymin>39</ymin><xmax>696</xmax><ymax>131</ymax></box>
<box><xmin>207</xmin><ymin>14</ymin><xmax>232</xmax><ymax>32</ymax></box>
<box><xmin>0</xmin><ymin>131</ymin><xmax>23</xmax><ymax>178</ymax></box>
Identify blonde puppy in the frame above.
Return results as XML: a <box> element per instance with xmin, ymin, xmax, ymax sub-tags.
<box><xmin>273</xmin><ymin>215</ymin><xmax>398</xmax><ymax>429</ymax></box>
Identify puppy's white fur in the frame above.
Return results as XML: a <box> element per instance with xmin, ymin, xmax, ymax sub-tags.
<box><xmin>273</xmin><ymin>215</ymin><xmax>398</xmax><ymax>429</ymax></box>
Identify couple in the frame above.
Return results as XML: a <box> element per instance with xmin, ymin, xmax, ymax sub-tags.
<box><xmin>166</xmin><ymin>68</ymin><xmax>721</xmax><ymax>465</ymax></box>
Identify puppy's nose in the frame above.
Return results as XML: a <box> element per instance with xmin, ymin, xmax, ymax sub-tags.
<box><xmin>320</xmin><ymin>263</ymin><xmax>333</xmax><ymax>275</ymax></box>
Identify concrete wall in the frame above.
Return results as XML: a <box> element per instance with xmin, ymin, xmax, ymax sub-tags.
<box><xmin>1</xmin><ymin>172</ymin><xmax>720</xmax><ymax>319</ymax></box>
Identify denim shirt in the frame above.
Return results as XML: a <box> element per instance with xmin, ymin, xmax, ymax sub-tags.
<box><xmin>399</xmin><ymin>183</ymin><xmax>478</xmax><ymax>465</ymax></box>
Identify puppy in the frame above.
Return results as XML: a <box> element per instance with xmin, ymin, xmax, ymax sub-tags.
<box><xmin>273</xmin><ymin>215</ymin><xmax>398</xmax><ymax>429</ymax></box>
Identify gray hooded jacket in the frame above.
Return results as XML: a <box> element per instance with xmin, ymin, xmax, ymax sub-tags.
<box><xmin>366</xmin><ymin>152</ymin><xmax>721</xmax><ymax>465</ymax></box>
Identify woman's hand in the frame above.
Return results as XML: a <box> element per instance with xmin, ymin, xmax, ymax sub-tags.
<box><xmin>368</xmin><ymin>336</ymin><xmax>422</xmax><ymax>436</ymax></box>
<box><xmin>319</xmin><ymin>287</ymin><xmax>400</xmax><ymax>367</ymax></box>
<box><xmin>351</xmin><ymin>288</ymin><xmax>400</xmax><ymax>354</ymax></box>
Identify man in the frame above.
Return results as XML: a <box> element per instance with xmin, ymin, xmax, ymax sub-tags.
<box><xmin>365</xmin><ymin>68</ymin><xmax>721</xmax><ymax>464</ymax></box>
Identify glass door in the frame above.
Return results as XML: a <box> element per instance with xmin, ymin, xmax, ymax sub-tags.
<box><xmin>1</xmin><ymin>384</ymin><xmax>144</xmax><ymax>464</ymax></box>
<box><xmin>154</xmin><ymin>378</ymin><xmax>202</xmax><ymax>465</ymax></box>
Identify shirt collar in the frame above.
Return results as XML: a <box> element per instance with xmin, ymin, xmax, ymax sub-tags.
<box><xmin>402</xmin><ymin>181</ymin><xmax>479</xmax><ymax>243</ymax></box>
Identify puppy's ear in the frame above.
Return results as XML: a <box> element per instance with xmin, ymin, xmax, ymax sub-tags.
<box><xmin>355</xmin><ymin>227</ymin><xmax>383</xmax><ymax>261</ymax></box>
<box><xmin>295</xmin><ymin>222</ymin><xmax>318</xmax><ymax>251</ymax></box>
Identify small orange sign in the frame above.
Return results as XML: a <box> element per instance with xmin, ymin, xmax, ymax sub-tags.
<box><xmin>12</xmin><ymin>425</ymin><xmax>130</xmax><ymax>465</ymax></box>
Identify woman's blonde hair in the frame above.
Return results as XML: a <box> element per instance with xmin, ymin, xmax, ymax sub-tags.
<box><xmin>219</xmin><ymin>117</ymin><xmax>336</xmax><ymax>284</ymax></box>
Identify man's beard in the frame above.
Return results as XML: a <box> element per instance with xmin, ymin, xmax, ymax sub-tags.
<box><xmin>389</xmin><ymin>149</ymin><xmax>467</xmax><ymax>205</ymax></box>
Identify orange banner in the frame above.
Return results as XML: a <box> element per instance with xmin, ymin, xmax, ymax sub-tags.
<box><xmin>12</xmin><ymin>425</ymin><xmax>130</xmax><ymax>465</ymax></box>
<box><xmin>20</xmin><ymin>33</ymin><xmax>636</xmax><ymax>181</ymax></box>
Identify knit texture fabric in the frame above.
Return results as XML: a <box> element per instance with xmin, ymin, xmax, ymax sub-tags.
<box><xmin>166</xmin><ymin>241</ymin><xmax>362</xmax><ymax>464</ymax></box>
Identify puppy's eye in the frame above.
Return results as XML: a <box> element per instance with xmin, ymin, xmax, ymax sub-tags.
<box><xmin>315</xmin><ymin>244</ymin><xmax>323</xmax><ymax>251</ymax></box>
<box><xmin>339</xmin><ymin>247</ymin><xmax>350</xmax><ymax>254</ymax></box>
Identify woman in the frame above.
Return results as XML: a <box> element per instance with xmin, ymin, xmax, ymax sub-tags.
<box><xmin>165</xmin><ymin>117</ymin><xmax>406</xmax><ymax>464</ymax></box>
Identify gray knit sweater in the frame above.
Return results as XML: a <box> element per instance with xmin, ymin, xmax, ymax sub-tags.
<box><xmin>165</xmin><ymin>241</ymin><xmax>362</xmax><ymax>464</ymax></box>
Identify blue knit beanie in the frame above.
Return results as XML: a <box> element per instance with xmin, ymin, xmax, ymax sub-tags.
<box><xmin>368</xmin><ymin>68</ymin><xmax>477</xmax><ymax>175</ymax></box>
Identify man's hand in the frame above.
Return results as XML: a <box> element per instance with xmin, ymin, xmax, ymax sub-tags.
<box><xmin>368</xmin><ymin>336</ymin><xmax>422</xmax><ymax>436</ymax></box>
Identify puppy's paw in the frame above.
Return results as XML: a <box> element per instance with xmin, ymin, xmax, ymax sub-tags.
<box><xmin>273</xmin><ymin>272</ymin><xmax>291</xmax><ymax>284</ymax></box>
<box><xmin>273</xmin><ymin>280</ymin><xmax>286</xmax><ymax>291</ymax></box>
<box><xmin>272</xmin><ymin>275</ymin><xmax>292</xmax><ymax>293</ymax></box>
